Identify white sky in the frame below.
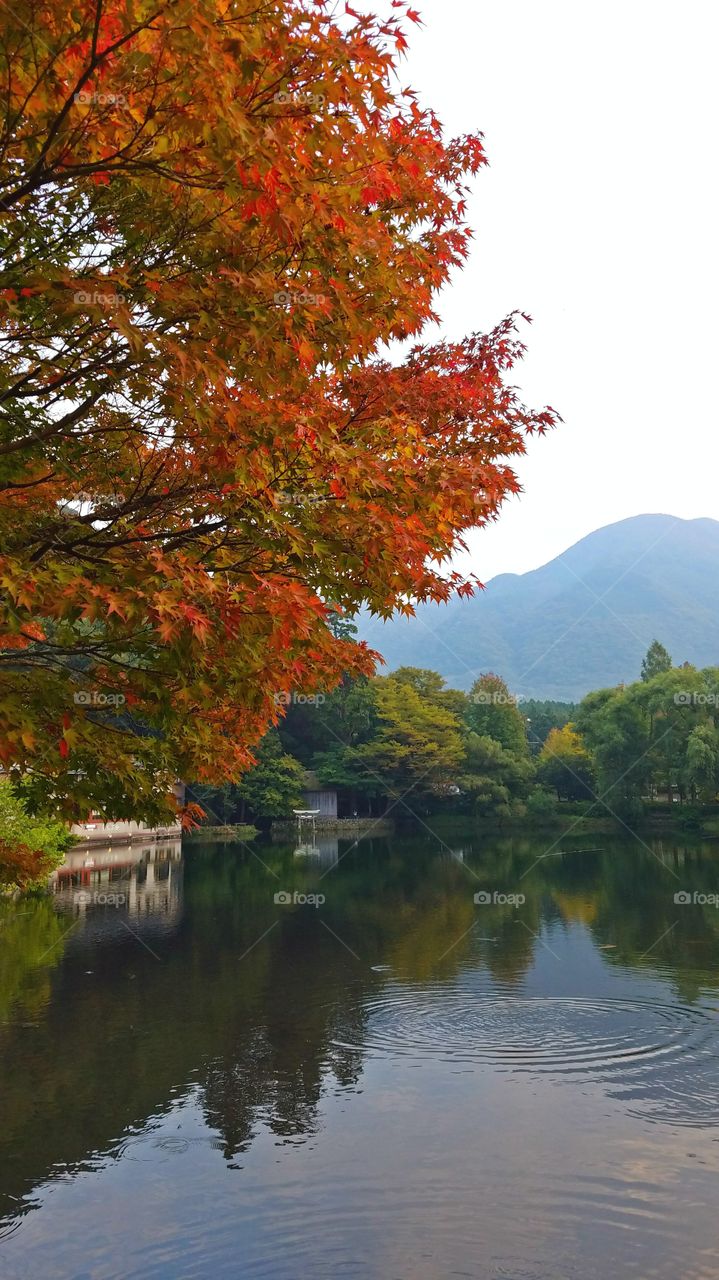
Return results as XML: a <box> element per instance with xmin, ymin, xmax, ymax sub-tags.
<box><xmin>400</xmin><ymin>0</ymin><xmax>719</xmax><ymax>581</ymax></box>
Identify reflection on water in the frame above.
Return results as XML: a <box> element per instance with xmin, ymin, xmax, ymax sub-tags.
<box><xmin>2</xmin><ymin>829</ymin><xmax>719</xmax><ymax>1277</ymax></box>
<box><xmin>291</xmin><ymin>835</ymin><xmax>339</xmax><ymax>867</ymax></box>
<box><xmin>48</xmin><ymin>839</ymin><xmax>184</xmax><ymax>953</ymax></box>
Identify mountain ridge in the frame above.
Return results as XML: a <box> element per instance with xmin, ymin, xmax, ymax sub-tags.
<box><xmin>359</xmin><ymin>514</ymin><xmax>719</xmax><ymax>701</ymax></box>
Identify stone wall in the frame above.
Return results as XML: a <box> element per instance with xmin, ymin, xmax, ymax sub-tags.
<box><xmin>271</xmin><ymin>817</ymin><xmax>393</xmax><ymax>837</ymax></box>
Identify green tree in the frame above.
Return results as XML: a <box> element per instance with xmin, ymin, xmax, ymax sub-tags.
<box><xmin>0</xmin><ymin>780</ymin><xmax>73</xmax><ymax>890</ymax></box>
<box><xmin>641</xmin><ymin>640</ymin><xmax>672</xmax><ymax>682</ymax></box>
<box><xmin>634</xmin><ymin>664</ymin><xmax>706</xmax><ymax>802</ymax></box>
<box><xmin>465</xmin><ymin>673</ymin><xmax>529</xmax><ymax>758</ymax></box>
<box><xmin>279</xmin><ymin>677</ymin><xmax>377</xmax><ymax>768</ymax></box>
<box><xmin>458</xmin><ymin>732</ymin><xmax>534</xmax><ymax>823</ymax></box>
<box><xmin>190</xmin><ymin>731</ymin><xmax>305</xmax><ymax>824</ymax></box>
<box><xmin>235</xmin><ymin>732</ymin><xmax>305</xmax><ymax>820</ymax></box>
<box><xmin>522</xmin><ymin>699</ymin><xmax>577</xmax><ymax>752</ymax></box>
<box><xmin>576</xmin><ymin>687</ymin><xmax>651</xmax><ymax>821</ymax></box>
<box><xmin>349</xmin><ymin>674</ymin><xmax>465</xmax><ymax>812</ymax></box>
<box><xmin>390</xmin><ymin>667</ymin><xmax>469</xmax><ymax>720</ymax></box>
<box><xmin>685</xmin><ymin>724</ymin><xmax>719</xmax><ymax>801</ymax></box>
<box><xmin>310</xmin><ymin>680</ymin><xmax>381</xmax><ymax>814</ymax></box>
<box><xmin>538</xmin><ymin>724</ymin><xmax>595</xmax><ymax>801</ymax></box>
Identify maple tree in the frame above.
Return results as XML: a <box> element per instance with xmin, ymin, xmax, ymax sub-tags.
<box><xmin>0</xmin><ymin>0</ymin><xmax>557</xmax><ymax>827</ymax></box>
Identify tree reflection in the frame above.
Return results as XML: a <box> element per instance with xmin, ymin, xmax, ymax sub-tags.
<box><xmin>0</xmin><ymin>898</ymin><xmax>68</xmax><ymax>1024</ymax></box>
<box><xmin>3</xmin><ymin>828</ymin><xmax>719</xmax><ymax>1225</ymax></box>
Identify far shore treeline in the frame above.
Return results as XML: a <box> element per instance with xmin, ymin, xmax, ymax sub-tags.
<box><xmin>4</xmin><ymin>637</ymin><xmax>719</xmax><ymax>892</ymax></box>
<box><xmin>189</xmin><ymin>638</ymin><xmax>719</xmax><ymax>833</ymax></box>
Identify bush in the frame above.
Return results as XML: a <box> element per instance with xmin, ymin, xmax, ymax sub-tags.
<box><xmin>610</xmin><ymin>795</ymin><xmax>645</xmax><ymax>826</ymax></box>
<box><xmin>675</xmin><ymin>806</ymin><xmax>703</xmax><ymax>833</ymax></box>
<box><xmin>526</xmin><ymin>787</ymin><xmax>558</xmax><ymax>822</ymax></box>
<box><xmin>0</xmin><ymin>781</ymin><xmax>73</xmax><ymax>892</ymax></box>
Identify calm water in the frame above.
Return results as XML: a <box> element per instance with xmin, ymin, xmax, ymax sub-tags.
<box><xmin>2</xmin><ymin>826</ymin><xmax>719</xmax><ymax>1278</ymax></box>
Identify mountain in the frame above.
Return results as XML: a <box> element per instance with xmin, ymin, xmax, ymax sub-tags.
<box><xmin>359</xmin><ymin>515</ymin><xmax>719</xmax><ymax>701</ymax></box>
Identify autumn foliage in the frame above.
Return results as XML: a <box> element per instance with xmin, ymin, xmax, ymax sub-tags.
<box><xmin>0</xmin><ymin>0</ymin><xmax>557</xmax><ymax>823</ymax></box>
<box><xmin>0</xmin><ymin>779</ymin><xmax>71</xmax><ymax>887</ymax></box>
<box><xmin>0</xmin><ymin>839</ymin><xmax>56</xmax><ymax>891</ymax></box>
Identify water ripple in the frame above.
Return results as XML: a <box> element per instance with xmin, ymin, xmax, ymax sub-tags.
<box><xmin>333</xmin><ymin>990</ymin><xmax>719</xmax><ymax>1125</ymax></box>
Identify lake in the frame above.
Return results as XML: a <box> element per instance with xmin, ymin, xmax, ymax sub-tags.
<box><xmin>2</xmin><ymin>825</ymin><xmax>719</xmax><ymax>1278</ymax></box>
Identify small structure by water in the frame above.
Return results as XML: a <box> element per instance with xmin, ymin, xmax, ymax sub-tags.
<box><xmin>293</xmin><ymin>808</ymin><xmax>321</xmax><ymax>845</ymax></box>
<box><xmin>70</xmin><ymin>783</ymin><xmax>186</xmax><ymax>849</ymax></box>
<box><xmin>300</xmin><ymin>771</ymin><xmax>338</xmax><ymax>817</ymax></box>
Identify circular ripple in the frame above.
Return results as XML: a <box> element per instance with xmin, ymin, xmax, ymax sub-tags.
<box><xmin>120</xmin><ymin>1134</ymin><xmax>224</xmax><ymax>1162</ymax></box>
<box><xmin>332</xmin><ymin>989</ymin><xmax>719</xmax><ymax>1125</ymax></box>
<box><xmin>339</xmin><ymin>991</ymin><xmax>712</xmax><ymax>1071</ymax></box>
<box><xmin>332</xmin><ymin>990</ymin><xmax>719</xmax><ymax>1108</ymax></box>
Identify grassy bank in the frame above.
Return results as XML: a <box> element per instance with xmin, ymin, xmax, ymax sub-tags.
<box><xmin>184</xmin><ymin>823</ymin><xmax>259</xmax><ymax>842</ymax></box>
<box><xmin>426</xmin><ymin>802</ymin><xmax>719</xmax><ymax>841</ymax></box>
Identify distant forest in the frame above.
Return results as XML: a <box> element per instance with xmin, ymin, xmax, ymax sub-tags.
<box><xmin>191</xmin><ymin>640</ymin><xmax>719</xmax><ymax>830</ymax></box>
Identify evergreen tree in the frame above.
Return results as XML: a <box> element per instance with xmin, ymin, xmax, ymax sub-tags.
<box><xmin>641</xmin><ymin>640</ymin><xmax>672</xmax><ymax>682</ymax></box>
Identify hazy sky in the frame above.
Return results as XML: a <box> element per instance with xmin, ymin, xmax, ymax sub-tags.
<box><xmin>400</xmin><ymin>0</ymin><xmax>719</xmax><ymax>581</ymax></box>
